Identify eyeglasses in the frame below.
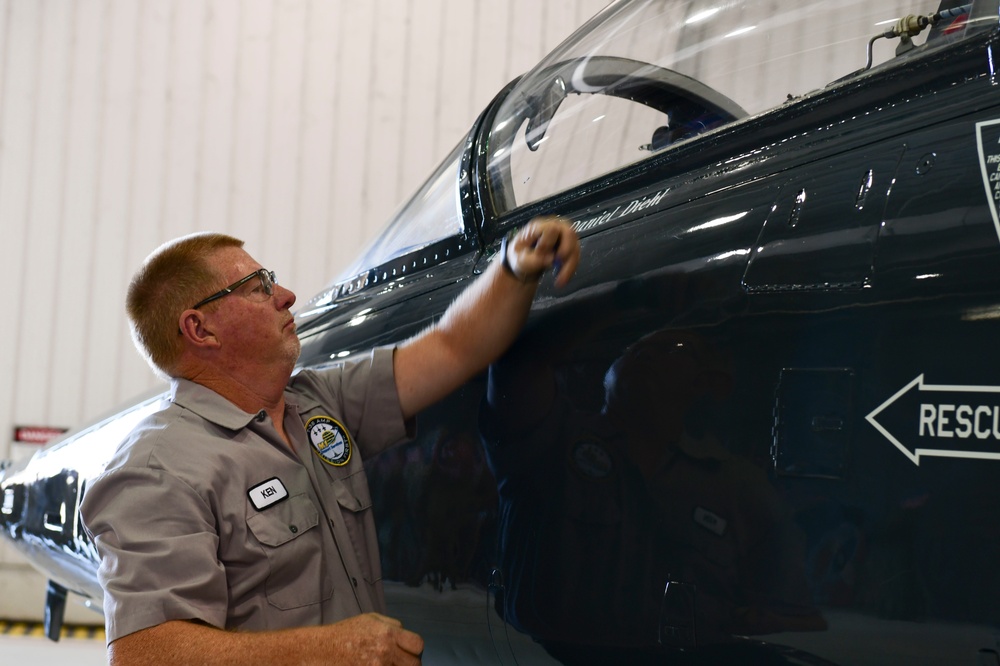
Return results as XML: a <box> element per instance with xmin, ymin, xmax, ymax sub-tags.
<box><xmin>191</xmin><ymin>268</ymin><xmax>276</xmax><ymax>310</ymax></box>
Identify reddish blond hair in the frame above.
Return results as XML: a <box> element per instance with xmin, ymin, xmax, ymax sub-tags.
<box><xmin>126</xmin><ymin>232</ymin><xmax>243</xmax><ymax>378</ymax></box>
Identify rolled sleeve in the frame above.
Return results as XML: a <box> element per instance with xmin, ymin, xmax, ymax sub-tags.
<box><xmin>81</xmin><ymin>466</ymin><xmax>228</xmax><ymax>642</ymax></box>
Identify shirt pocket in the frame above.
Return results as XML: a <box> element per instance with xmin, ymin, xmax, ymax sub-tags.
<box><xmin>247</xmin><ymin>493</ymin><xmax>333</xmax><ymax>610</ymax></box>
<box><xmin>331</xmin><ymin>470</ymin><xmax>377</xmax><ymax>584</ymax></box>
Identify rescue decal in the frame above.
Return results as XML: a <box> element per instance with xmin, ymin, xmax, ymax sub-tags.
<box><xmin>866</xmin><ymin>374</ymin><xmax>1000</xmax><ymax>465</ymax></box>
<box><xmin>974</xmin><ymin>118</ymin><xmax>1000</xmax><ymax>245</ymax></box>
<box><xmin>306</xmin><ymin>415</ymin><xmax>352</xmax><ymax>466</ymax></box>
<box><xmin>248</xmin><ymin>477</ymin><xmax>288</xmax><ymax>510</ymax></box>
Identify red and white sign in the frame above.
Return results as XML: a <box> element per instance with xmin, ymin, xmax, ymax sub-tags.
<box><xmin>13</xmin><ymin>426</ymin><xmax>68</xmax><ymax>445</ymax></box>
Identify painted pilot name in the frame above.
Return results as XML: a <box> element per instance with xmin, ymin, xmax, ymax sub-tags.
<box><xmin>572</xmin><ymin>189</ymin><xmax>667</xmax><ymax>234</ymax></box>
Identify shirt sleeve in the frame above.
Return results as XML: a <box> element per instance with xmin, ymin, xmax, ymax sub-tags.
<box><xmin>296</xmin><ymin>346</ymin><xmax>411</xmax><ymax>458</ymax></box>
<box><xmin>80</xmin><ymin>465</ymin><xmax>229</xmax><ymax>643</ymax></box>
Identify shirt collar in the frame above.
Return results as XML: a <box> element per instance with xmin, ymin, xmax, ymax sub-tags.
<box><xmin>284</xmin><ymin>368</ymin><xmax>320</xmax><ymax>412</ymax></box>
<box><xmin>170</xmin><ymin>375</ymin><xmax>318</xmax><ymax>430</ymax></box>
<box><xmin>170</xmin><ymin>377</ymin><xmax>264</xmax><ymax>430</ymax></box>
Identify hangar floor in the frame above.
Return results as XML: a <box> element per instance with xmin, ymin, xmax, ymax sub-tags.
<box><xmin>0</xmin><ymin>622</ymin><xmax>106</xmax><ymax>664</ymax></box>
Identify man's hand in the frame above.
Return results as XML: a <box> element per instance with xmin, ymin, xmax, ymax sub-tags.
<box><xmin>503</xmin><ymin>216</ymin><xmax>580</xmax><ymax>287</ymax></box>
<box><xmin>324</xmin><ymin>613</ymin><xmax>424</xmax><ymax>665</ymax></box>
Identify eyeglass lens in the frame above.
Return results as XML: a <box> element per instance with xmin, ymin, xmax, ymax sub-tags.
<box><xmin>260</xmin><ymin>270</ymin><xmax>275</xmax><ymax>295</ymax></box>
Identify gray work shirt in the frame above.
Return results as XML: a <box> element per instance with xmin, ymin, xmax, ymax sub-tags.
<box><xmin>80</xmin><ymin>347</ymin><xmax>409</xmax><ymax>643</ymax></box>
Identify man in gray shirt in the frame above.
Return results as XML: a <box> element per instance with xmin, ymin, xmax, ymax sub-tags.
<box><xmin>80</xmin><ymin>216</ymin><xmax>579</xmax><ymax>665</ymax></box>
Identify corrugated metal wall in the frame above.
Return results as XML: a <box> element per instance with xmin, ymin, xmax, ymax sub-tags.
<box><xmin>0</xmin><ymin>0</ymin><xmax>610</xmax><ymax>458</ymax></box>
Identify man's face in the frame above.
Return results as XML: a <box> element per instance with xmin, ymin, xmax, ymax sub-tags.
<box><xmin>199</xmin><ymin>246</ymin><xmax>301</xmax><ymax>372</ymax></box>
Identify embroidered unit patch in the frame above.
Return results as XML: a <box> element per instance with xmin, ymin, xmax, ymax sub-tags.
<box><xmin>305</xmin><ymin>415</ymin><xmax>352</xmax><ymax>466</ymax></box>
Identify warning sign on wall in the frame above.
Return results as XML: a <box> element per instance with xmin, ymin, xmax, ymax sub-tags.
<box><xmin>12</xmin><ymin>426</ymin><xmax>67</xmax><ymax>445</ymax></box>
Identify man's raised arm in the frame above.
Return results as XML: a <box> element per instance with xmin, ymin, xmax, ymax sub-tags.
<box><xmin>393</xmin><ymin>216</ymin><xmax>580</xmax><ymax>419</ymax></box>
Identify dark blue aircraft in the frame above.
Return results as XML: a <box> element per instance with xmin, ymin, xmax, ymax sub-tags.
<box><xmin>4</xmin><ymin>0</ymin><xmax>1000</xmax><ymax>663</ymax></box>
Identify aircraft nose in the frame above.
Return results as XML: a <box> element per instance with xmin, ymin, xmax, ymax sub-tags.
<box><xmin>0</xmin><ymin>459</ymin><xmax>28</xmax><ymax>540</ymax></box>
<box><xmin>0</xmin><ymin>462</ymin><xmax>14</xmax><ymax>539</ymax></box>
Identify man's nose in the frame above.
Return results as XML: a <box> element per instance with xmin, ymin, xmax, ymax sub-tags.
<box><xmin>275</xmin><ymin>284</ymin><xmax>296</xmax><ymax>309</ymax></box>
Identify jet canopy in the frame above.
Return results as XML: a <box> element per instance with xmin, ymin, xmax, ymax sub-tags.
<box><xmin>323</xmin><ymin>0</ymin><xmax>992</xmax><ymax>298</ymax></box>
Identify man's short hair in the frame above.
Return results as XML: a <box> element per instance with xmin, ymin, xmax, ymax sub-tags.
<box><xmin>127</xmin><ymin>232</ymin><xmax>243</xmax><ymax>378</ymax></box>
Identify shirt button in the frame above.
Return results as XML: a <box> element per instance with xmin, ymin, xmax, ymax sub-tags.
<box><xmin>352</xmin><ymin>577</ymin><xmax>358</xmax><ymax>587</ymax></box>
<box><xmin>289</xmin><ymin>525</ymin><xmax>298</xmax><ymax>533</ymax></box>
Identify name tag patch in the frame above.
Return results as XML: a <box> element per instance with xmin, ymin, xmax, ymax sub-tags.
<box><xmin>248</xmin><ymin>477</ymin><xmax>289</xmax><ymax>511</ymax></box>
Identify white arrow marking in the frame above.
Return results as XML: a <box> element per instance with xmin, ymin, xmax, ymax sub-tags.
<box><xmin>865</xmin><ymin>374</ymin><xmax>1000</xmax><ymax>466</ymax></box>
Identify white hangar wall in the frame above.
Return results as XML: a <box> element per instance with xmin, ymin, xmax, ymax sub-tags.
<box><xmin>0</xmin><ymin>0</ymin><xmax>608</xmax><ymax>621</ymax></box>
<box><xmin>0</xmin><ymin>0</ymin><xmax>609</xmax><ymax>455</ymax></box>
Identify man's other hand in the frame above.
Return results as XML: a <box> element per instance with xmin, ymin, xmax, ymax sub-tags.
<box><xmin>504</xmin><ymin>216</ymin><xmax>580</xmax><ymax>287</ymax></box>
<box><xmin>325</xmin><ymin>613</ymin><xmax>424</xmax><ymax>665</ymax></box>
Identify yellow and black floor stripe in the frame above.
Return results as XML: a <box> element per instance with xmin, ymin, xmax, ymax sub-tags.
<box><xmin>0</xmin><ymin>619</ymin><xmax>105</xmax><ymax>640</ymax></box>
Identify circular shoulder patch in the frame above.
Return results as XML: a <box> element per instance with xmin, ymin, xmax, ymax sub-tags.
<box><xmin>305</xmin><ymin>415</ymin><xmax>352</xmax><ymax>466</ymax></box>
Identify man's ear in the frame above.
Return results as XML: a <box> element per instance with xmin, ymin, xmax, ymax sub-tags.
<box><xmin>178</xmin><ymin>309</ymin><xmax>220</xmax><ymax>349</ymax></box>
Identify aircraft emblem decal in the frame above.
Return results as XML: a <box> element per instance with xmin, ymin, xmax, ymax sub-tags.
<box><xmin>974</xmin><ymin>118</ymin><xmax>1000</xmax><ymax>245</ymax></box>
<box><xmin>306</xmin><ymin>415</ymin><xmax>352</xmax><ymax>466</ymax></box>
<box><xmin>866</xmin><ymin>374</ymin><xmax>1000</xmax><ymax>465</ymax></box>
